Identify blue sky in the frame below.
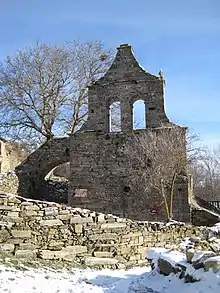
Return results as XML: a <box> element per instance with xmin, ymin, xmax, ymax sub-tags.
<box><xmin>1</xmin><ymin>0</ymin><xmax>220</xmax><ymax>145</ymax></box>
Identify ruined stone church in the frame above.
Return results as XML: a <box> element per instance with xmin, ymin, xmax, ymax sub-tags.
<box><xmin>68</xmin><ymin>44</ymin><xmax>190</xmax><ymax>222</ymax></box>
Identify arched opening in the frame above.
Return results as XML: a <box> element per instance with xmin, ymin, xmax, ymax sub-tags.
<box><xmin>39</xmin><ymin>162</ymin><xmax>70</xmax><ymax>204</ymax></box>
<box><xmin>49</xmin><ymin>162</ymin><xmax>70</xmax><ymax>180</ymax></box>
<box><xmin>109</xmin><ymin>101</ymin><xmax>122</xmax><ymax>132</ymax></box>
<box><xmin>133</xmin><ymin>100</ymin><xmax>146</xmax><ymax>129</ymax></box>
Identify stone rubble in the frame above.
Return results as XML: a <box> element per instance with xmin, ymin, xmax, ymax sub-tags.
<box><xmin>147</xmin><ymin>247</ymin><xmax>220</xmax><ymax>283</ymax></box>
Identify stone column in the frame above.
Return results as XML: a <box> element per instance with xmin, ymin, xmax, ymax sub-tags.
<box><xmin>121</xmin><ymin>101</ymin><xmax>133</xmax><ymax>132</ymax></box>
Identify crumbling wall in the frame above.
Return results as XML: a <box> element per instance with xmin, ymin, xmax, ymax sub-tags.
<box><xmin>87</xmin><ymin>44</ymin><xmax>170</xmax><ymax>133</ymax></box>
<box><xmin>69</xmin><ymin>131</ymin><xmax>190</xmax><ymax>223</ymax></box>
<box><xmin>0</xmin><ymin>141</ymin><xmax>29</xmax><ymax>173</ymax></box>
<box><xmin>0</xmin><ymin>194</ymin><xmax>217</xmax><ymax>269</ymax></box>
<box><xmin>0</xmin><ymin>171</ymin><xmax>19</xmax><ymax>194</ymax></box>
<box><xmin>15</xmin><ymin>137</ymin><xmax>70</xmax><ymax>197</ymax></box>
<box><xmin>68</xmin><ymin>44</ymin><xmax>190</xmax><ymax>222</ymax></box>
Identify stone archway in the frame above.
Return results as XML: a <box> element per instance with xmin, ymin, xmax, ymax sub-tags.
<box><xmin>15</xmin><ymin>137</ymin><xmax>70</xmax><ymax>197</ymax></box>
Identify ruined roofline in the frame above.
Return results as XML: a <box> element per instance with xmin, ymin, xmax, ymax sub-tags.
<box><xmin>116</xmin><ymin>44</ymin><xmax>158</xmax><ymax>76</ymax></box>
<box><xmin>92</xmin><ymin>43</ymin><xmax>162</xmax><ymax>86</ymax></box>
<box><xmin>117</xmin><ymin>44</ymin><xmax>159</xmax><ymax>77</ymax></box>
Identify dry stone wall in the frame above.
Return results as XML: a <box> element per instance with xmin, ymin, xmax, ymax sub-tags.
<box><xmin>0</xmin><ymin>171</ymin><xmax>19</xmax><ymax>194</ymax></box>
<box><xmin>0</xmin><ymin>194</ymin><xmax>219</xmax><ymax>269</ymax></box>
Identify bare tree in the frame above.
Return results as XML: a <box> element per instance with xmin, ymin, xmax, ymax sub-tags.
<box><xmin>125</xmin><ymin>125</ymin><xmax>199</xmax><ymax>220</ymax></box>
<box><xmin>191</xmin><ymin>146</ymin><xmax>220</xmax><ymax>201</ymax></box>
<box><xmin>0</xmin><ymin>40</ymin><xmax>113</xmax><ymax>148</ymax></box>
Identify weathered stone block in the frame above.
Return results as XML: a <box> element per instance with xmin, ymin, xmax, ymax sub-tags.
<box><xmin>8</xmin><ymin>197</ymin><xmax>21</xmax><ymax>204</ymax></box>
<box><xmin>68</xmin><ymin>245</ymin><xmax>87</xmax><ymax>254</ymax></box>
<box><xmin>7</xmin><ymin>238</ymin><xmax>24</xmax><ymax>244</ymax></box>
<box><xmin>93</xmin><ymin>251</ymin><xmax>113</xmax><ymax>258</ymax></box>
<box><xmin>97</xmin><ymin>214</ymin><xmax>105</xmax><ymax>222</ymax></box>
<box><xmin>122</xmin><ymin>231</ymin><xmax>142</xmax><ymax>239</ymax></box>
<box><xmin>23</xmin><ymin>205</ymin><xmax>40</xmax><ymax>211</ymax></box>
<box><xmin>21</xmin><ymin>210</ymin><xmax>38</xmax><ymax>217</ymax></box>
<box><xmin>129</xmin><ymin>254</ymin><xmax>141</xmax><ymax>261</ymax></box>
<box><xmin>18</xmin><ymin>243</ymin><xmax>36</xmax><ymax>250</ymax></box>
<box><xmin>0</xmin><ymin>229</ymin><xmax>11</xmax><ymax>242</ymax></box>
<box><xmin>15</xmin><ymin>249</ymin><xmax>36</xmax><ymax>258</ymax></box>
<box><xmin>39</xmin><ymin>245</ymin><xmax>87</xmax><ymax>260</ymax></box>
<box><xmin>119</xmin><ymin>246</ymin><xmax>131</xmax><ymax>255</ymax></box>
<box><xmin>40</xmin><ymin>219</ymin><xmax>63</xmax><ymax>226</ymax></box>
<box><xmin>48</xmin><ymin>241</ymin><xmax>64</xmax><ymax>250</ymax></box>
<box><xmin>38</xmin><ymin>250</ymin><xmax>62</xmax><ymax>260</ymax></box>
<box><xmin>11</xmin><ymin>230</ymin><xmax>31</xmax><ymax>238</ymax></box>
<box><xmin>0</xmin><ymin>214</ymin><xmax>22</xmax><ymax>223</ymax></box>
<box><xmin>74</xmin><ymin>224</ymin><xmax>83</xmax><ymax>234</ymax></box>
<box><xmin>44</xmin><ymin>207</ymin><xmax>58</xmax><ymax>216</ymax></box>
<box><xmin>70</xmin><ymin>216</ymin><xmax>83</xmax><ymax>224</ymax></box>
<box><xmin>57</xmin><ymin>214</ymin><xmax>71</xmax><ymax>221</ymax></box>
<box><xmin>84</xmin><ymin>257</ymin><xmax>118</xmax><ymax>266</ymax></box>
<box><xmin>0</xmin><ymin>243</ymin><xmax>14</xmax><ymax>252</ymax></box>
<box><xmin>58</xmin><ymin>209</ymin><xmax>70</xmax><ymax>215</ymax></box>
<box><xmin>0</xmin><ymin>205</ymin><xmax>14</xmax><ymax>210</ymax></box>
<box><xmin>6</xmin><ymin>211</ymin><xmax>19</xmax><ymax>217</ymax></box>
<box><xmin>101</xmin><ymin>223</ymin><xmax>126</xmax><ymax>229</ymax></box>
<box><xmin>158</xmin><ymin>258</ymin><xmax>181</xmax><ymax>276</ymax></box>
<box><xmin>20</xmin><ymin>202</ymin><xmax>33</xmax><ymax>206</ymax></box>
<box><xmin>83</xmin><ymin>217</ymin><xmax>94</xmax><ymax>223</ymax></box>
<box><xmin>0</xmin><ymin>221</ymin><xmax>14</xmax><ymax>228</ymax></box>
<box><xmin>89</xmin><ymin>233</ymin><xmax>118</xmax><ymax>241</ymax></box>
<box><xmin>138</xmin><ymin>236</ymin><xmax>144</xmax><ymax>243</ymax></box>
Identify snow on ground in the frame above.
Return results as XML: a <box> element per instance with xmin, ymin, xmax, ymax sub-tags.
<box><xmin>0</xmin><ymin>262</ymin><xmax>220</xmax><ymax>293</ymax></box>
<box><xmin>0</xmin><ymin>265</ymin><xmax>150</xmax><ymax>293</ymax></box>
<box><xmin>210</xmin><ymin>222</ymin><xmax>220</xmax><ymax>233</ymax></box>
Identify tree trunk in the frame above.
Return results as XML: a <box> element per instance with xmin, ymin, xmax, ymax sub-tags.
<box><xmin>161</xmin><ymin>179</ymin><xmax>170</xmax><ymax>220</ymax></box>
<box><xmin>169</xmin><ymin>173</ymin><xmax>177</xmax><ymax>220</ymax></box>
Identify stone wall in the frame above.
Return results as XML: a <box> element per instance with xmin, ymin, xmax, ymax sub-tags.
<box><xmin>0</xmin><ymin>193</ymin><xmax>218</xmax><ymax>269</ymax></box>
<box><xmin>86</xmin><ymin>44</ymin><xmax>169</xmax><ymax>132</ymax></box>
<box><xmin>32</xmin><ymin>180</ymin><xmax>68</xmax><ymax>204</ymax></box>
<box><xmin>191</xmin><ymin>209</ymin><xmax>220</xmax><ymax>227</ymax></box>
<box><xmin>69</xmin><ymin>130</ymin><xmax>190</xmax><ymax>222</ymax></box>
<box><xmin>0</xmin><ymin>169</ymin><xmax>219</xmax><ymax>227</ymax></box>
<box><xmin>68</xmin><ymin>44</ymin><xmax>190</xmax><ymax>223</ymax></box>
<box><xmin>0</xmin><ymin>141</ymin><xmax>29</xmax><ymax>173</ymax></box>
<box><xmin>15</xmin><ymin>137</ymin><xmax>70</xmax><ymax>197</ymax></box>
<box><xmin>0</xmin><ymin>171</ymin><xmax>19</xmax><ymax>194</ymax></box>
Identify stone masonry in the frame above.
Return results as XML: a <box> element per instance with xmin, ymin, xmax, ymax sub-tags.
<box><xmin>0</xmin><ymin>140</ymin><xmax>28</xmax><ymax>173</ymax></box>
<box><xmin>69</xmin><ymin>44</ymin><xmax>190</xmax><ymax>222</ymax></box>
<box><xmin>0</xmin><ymin>194</ymin><xmax>218</xmax><ymax>269</ymax></box>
